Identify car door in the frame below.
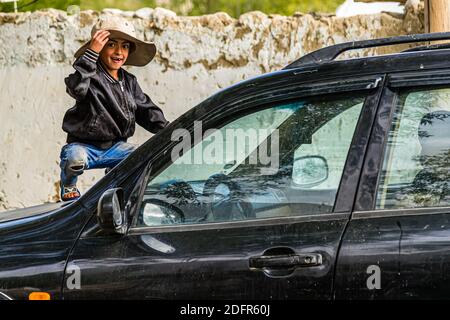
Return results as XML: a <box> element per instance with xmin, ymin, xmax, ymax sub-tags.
<box><xmin>335</xmin><ymin>69</ymin><xmax>450</xmax><ymax>299</ymax></box>
<box><xmin>63</xmin><ymin>73</ymin><xmax>383</xmax><ymax>299</ymax></box>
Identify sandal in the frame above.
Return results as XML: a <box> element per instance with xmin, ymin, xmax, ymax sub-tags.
<box><xmin>60</xmin><ymin>184</ymin><xmax>81</xmax><ymax>201</ymax></box>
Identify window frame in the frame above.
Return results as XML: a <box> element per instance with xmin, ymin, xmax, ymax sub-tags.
<box><xmin>128</xmin><ymin>75</ymin><xmax>384</xmax><ymax>234</ymax></box>
<box><xmin>354</xmin><ymin>68</ymin><xmax>450</xmax><ymax>215</ymax></box>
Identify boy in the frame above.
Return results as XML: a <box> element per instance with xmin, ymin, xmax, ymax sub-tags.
<box><xmin>60</xmin><ymin>16</ymin><xmax>169</xmax><ymax>201</ymax></box>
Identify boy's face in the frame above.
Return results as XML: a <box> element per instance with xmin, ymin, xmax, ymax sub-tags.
<box><xmin>99</xmin><ymin>38</ymin><xmax>131</xmax><ymax>71</ymax></box>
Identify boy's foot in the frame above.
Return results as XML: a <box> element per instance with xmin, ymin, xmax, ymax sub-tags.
<box><xmin>60</xmin><ymin>184</ymin><xmax>81</xmax><ymax>201</ymax></box>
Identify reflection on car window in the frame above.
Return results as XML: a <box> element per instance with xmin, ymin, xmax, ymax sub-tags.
<box><xmin>377</xmin><ymin>88</ymin><xmax>450</xmax><ymax>209</ymax></box>
<box><xmin>137</xmin><ymin>94</ymin><xmax>365</xmax><ymax>227</ymax></box>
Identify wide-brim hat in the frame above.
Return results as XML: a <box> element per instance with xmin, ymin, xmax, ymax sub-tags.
<box><xmin>74</xmin><ymin>16</ymin><xmax>156</xmax><ymax>66</ymax></box>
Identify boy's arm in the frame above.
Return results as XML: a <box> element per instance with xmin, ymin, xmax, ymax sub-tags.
<box><xmin>64</xmin><ymin>49</ymin><xmax>99</xmax><ymax>101</ymax></box>
<box><xmin>134</xmin><ymin>80</ymin><xmax>170</xmax><ymax>133</ymax></box>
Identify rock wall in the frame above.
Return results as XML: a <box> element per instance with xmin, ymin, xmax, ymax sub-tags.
<box><xmin>0</xmin><ymin>1</ymin><xmax>424</xmax><ymax>211</ymax></box>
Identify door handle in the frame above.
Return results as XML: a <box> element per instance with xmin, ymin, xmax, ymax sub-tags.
<box><xmin>249</xmin><ymin>253</ymin><xmax>322</xmax><ymax>270</ymax></box>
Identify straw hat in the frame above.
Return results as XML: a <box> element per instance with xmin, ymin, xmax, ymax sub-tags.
<box><xmin>74</xmin><ymin>16</ymin><xmax>156</xmax><ymax>66</ymax></box>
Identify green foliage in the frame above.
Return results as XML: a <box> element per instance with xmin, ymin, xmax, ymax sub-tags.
<box><xmin>0</xmin><ymin>0</ymin><xmax>78</xmax><ymax>12</ymax></box>
<box><xmin>173</xmin><ymin>0</ymin><xmax>344</xmax><ymax>16</ymax></box>
<box><xmin>0</xmin><ymin>0</ymin><xmax>345</xmax><ymax>16</ymax></box>
<box><xmin>79</xmin><ymin>0</ymin><xmax>156</xmax><ymax>12</ymax></box>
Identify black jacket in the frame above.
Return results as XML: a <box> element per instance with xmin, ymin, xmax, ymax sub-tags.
<box><xmin>63</xmin><ymin>49</ymin><xmax>169</xmax><ymax>149</ymax></box>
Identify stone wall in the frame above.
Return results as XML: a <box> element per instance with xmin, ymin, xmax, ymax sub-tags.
<box><xmin>0</xmin><ymin>0</ymin><xmax>424</xmax><ymax>211</ymax></box>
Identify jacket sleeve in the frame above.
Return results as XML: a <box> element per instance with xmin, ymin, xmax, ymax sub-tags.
<box><xmin>134</xmin><ymin>79</ymin><xmax>170</xmax><ymax>134</ymax></box>
<box><xmin>64</xmin><ymin>49</ymin><xmax>99</xmax><ymax>101</ymax></box>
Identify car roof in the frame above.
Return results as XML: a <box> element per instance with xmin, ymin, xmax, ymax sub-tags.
<box><xmin>283</xmin><ymin>31</ymin><xmax>450</xmax><ymax>70</ymax></box>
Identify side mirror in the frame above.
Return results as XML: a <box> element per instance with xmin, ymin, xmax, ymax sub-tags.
<box><xmin>292</xmin><ymin>155</ymin><xmax>329</xmax><ymax>188</ymax></box>
<box><xmin>97</xmin><ymin>188</ymin><xmax>127</xmax><ymax>234</ymax></box>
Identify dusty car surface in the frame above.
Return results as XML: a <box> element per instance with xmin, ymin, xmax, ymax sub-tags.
<box><xmin>2</xmin><ymin>32</ymin><xmax>450</xmax><ymax>300</ymax></box>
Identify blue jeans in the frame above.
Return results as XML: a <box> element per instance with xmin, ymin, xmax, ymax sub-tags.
<box><xmin>59</xmin><ymin>141</ymin><xmax>137</xmax><ymax>186</ymax></box>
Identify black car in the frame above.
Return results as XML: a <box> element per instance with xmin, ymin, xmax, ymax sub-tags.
<box><xmin>2</xmin><ymin>32</ymin><xmax>450</xmax><ymax>300</ymax></box>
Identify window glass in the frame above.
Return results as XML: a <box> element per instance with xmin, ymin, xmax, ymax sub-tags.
<box><xmin>376</xmin><ymin>88</ymin><xmax>450</xmax><ymax>209</ymax></box>
<box><xmin>137</xmin><ymin>95</ymin><xmax>365</xmax><ymax>227</ymax></box>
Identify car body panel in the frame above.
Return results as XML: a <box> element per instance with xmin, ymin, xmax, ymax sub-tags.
<box><xmin>0</xmin><ymin>203</ymin><xmax>88</xmax><ymax>300</ymax></box>
<box><xmin>0</xmin><ymin>202</ymin><xmax>69</xmax><ymax>223</ymax></box>
<box><xmin>64</xmin><ymin>214</ymin><xmax>349</xmax><ymax>299</ymax></box>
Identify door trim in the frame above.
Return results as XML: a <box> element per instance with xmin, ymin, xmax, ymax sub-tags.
<box><xmin>128</xmin><ymin>212</ymin><xmax>350</xmax><ymax>235</ymax></box>
<box><xmin>334</xmin><ymin>76</ymin><xmax>386</xmax><ymax>213</ymax></box>
<box><xmin>353</xmin><ymin>206</ymin><xmax>450</xmax><ymax>220</ymax></box>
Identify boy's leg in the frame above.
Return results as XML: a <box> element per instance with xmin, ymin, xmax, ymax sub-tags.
<box><xmin>99</xmin><ymin>141</ymin><xmax>137</xmax><ymax>170</ymax></box>
<box><xmin>60</xmin><ymin>144</ymin><xmax>88</xmax><ymax>187</ymax></box>
<box><xmin>59</xmin><ymin>143</ymin><xmax>100</xmax><ymax>200</ymax></box>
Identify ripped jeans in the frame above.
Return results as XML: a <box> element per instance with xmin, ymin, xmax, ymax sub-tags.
<box><xmin>59</xmin><ymin>141</ymin><xmax>137</xmax><ymax>187</ymax></box>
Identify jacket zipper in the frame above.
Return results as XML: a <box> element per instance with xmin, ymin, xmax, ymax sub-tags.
<box><xmin>119</xmin><ymin>80</ymin><xmax>132</xmax><ymax>134</ymax></box>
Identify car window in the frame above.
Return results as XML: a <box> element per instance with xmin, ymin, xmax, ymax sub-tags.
<box><xmin>293</xmin><ymin>103</ymin><xmax>362</xmax><ymax>189</ymax></box>
<box><xmin>136</xmin><ymin>94</ymin><xmax>365</xmax><ymax>227</ymax></box>
<box><xmin>376</xmin><ymin>87</ymin><xmax>450</xmax><ymax>209</ymax></box>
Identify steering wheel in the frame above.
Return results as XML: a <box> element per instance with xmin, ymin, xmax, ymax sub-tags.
<box><xmin>202</xmin><ymin>173</ymin><xmax>254</xmax><ymax>221</ymax></box>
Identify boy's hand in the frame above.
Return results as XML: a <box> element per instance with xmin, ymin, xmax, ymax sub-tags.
<box><xmin>88</xmin><ymin>30</ymin><xmax>110</xmax><ymax>54</ymax></box>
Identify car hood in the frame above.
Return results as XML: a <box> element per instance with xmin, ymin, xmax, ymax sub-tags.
<box><xmin>0</xmin><ymin>202</ymin><xmax>70</xmax><ymax>223</ymax></box>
